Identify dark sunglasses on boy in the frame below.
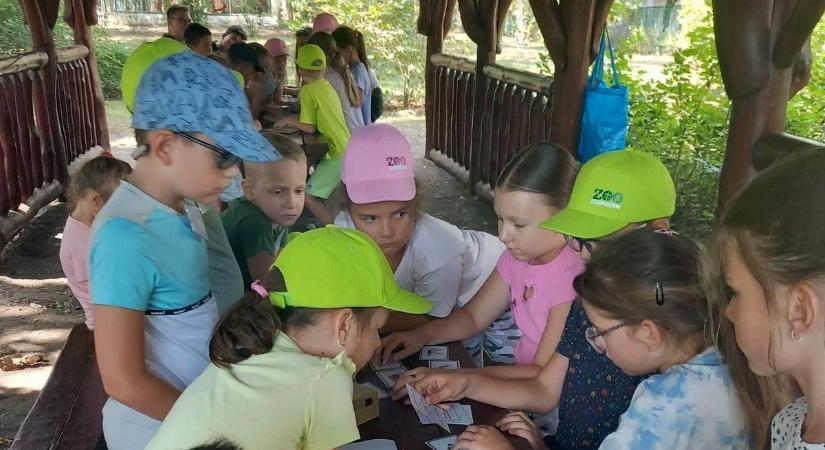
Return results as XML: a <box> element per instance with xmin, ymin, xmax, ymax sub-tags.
<box><xmin>174</xmin><ymin>131</ymin><xmax>241</xmax><ymax>170</ymax></box>
<box><xmin>564</xmin><ymin>235</ymin><xmax>596</xmax><ymax>254</ymax></box>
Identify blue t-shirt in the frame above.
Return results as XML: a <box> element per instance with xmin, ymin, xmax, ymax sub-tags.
<box><xmin>599</xmin><ymin>347</ymin><xmax>748</xmax><ymax>449</ymax></box>
<box><xmin>351</xmin><ymin>62</ymin><xmax>372</xmax><ymax>125</ymax></box>
<box><xmin>547</xmin><ymin>299</ymin><xmax>647</xmax><ymax>450</ymax></box>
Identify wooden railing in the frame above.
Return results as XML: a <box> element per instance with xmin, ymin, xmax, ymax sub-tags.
<box><xmin>427</xmin><ymin>53</ymin><xmax>553</xmax><ymax>201</ymax></box>
<box><xmin>0</xmin><ymin>45</ymin><xmax>101</xmax><ymax>249</ymax></box>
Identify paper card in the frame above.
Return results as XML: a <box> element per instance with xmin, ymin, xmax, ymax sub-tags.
<box><xmin>376</xmin><ymin>368</ymin><xmax>406</xmax><ymax>389</ymax></box>
<box><xmin>425</xmin><ymin>435</ymin><xmax>458</xmax><ymax>450</ymax></box>
<box><xmin>361</xmin><ymin>381</ymin><xmax>389</xmax><ymax>399</ymax></box>
<box><xmin>429</xmin><ymin>360</ymin><xmax>460</xmax><ymax>369</ymax></box>
<box><xmin>406</xmin><ymin>384</ymin><xmax>450</xmax><ymax>431</ymax></box>
<box><xmin>341</xmin><ymin>439</ymin><xmax>398</xmax><ymax>450</ymax></box>
<box><xmin>420</xmin><ymin>345</ymin><xmax>449</xmax><ymax>361</ymax></box>
<box><xmin>444</xmin><ymin>403</ymin><xmax>473</xmax><ymax>425</ymax></box>
<box><xmin>370</xmin><ymin>359</ymin><xmax>405</xmax><ymax>372</ymax></box>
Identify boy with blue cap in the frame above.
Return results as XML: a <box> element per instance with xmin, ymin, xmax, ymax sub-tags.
<box><xmin>90</xmin><ymin>51</ymin><xmax>280</xmax><ymax>450</ymax></box>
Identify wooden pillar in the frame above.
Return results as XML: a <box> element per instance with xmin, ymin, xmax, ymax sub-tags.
<box><xmin>419</xmin><ymin>0</ymin><xmax>456</xmax><ymax>158</ymax></box>
<box><xmin>714</xmin><ymin>0</ymin><xmax>825</xmax><ymax>208</ymax></box>
<box><xmin>68</xmin><ymin>0</ymin><xmax>111</xmax><ymax>151</ymax></box>
<box><xmin>21</xmin><ymin>0</ymin><xmax>69</xmax><ymax>184</ymax></box>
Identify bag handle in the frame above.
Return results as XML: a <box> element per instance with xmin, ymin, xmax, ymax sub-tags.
<box><xmin>588</xmin><ymin>29</ymin><xmax>621</xmax><ymax>88</ymax></box>
<box><xmin>604</xmin><ymin>29</ymin><xmax>621</xmax><ymax>86</ymax></box>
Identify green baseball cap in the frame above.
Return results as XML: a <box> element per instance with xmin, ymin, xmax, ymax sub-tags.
<box><xmin>121</xmin><ymin>37</ymin><xmax>188</xmax><ymax>113</ymax></box>
<box><xmin>296</xmin><ymin>44</ymin><xmax>327</xmax><ymax>71</ymax></box>
<box><xmin>268</xmin><ymin>226</ymin><xmax>432</xmax><ymax>314</ymax></box>
<box><xmin>540</xmin><ymin>150</ymin><xmax>676</xmax><ymax>239</ymax></box>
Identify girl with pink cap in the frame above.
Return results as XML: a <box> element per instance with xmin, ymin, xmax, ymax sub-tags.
<box><xmin>334</xmin><ymin>124</ymin><xmax>514</xmax><ymax>364</ymax></box>
<box><xmin>263</xmin><ymin>38</ymin><xmax>289</xmax><ymax>104</ymax></box>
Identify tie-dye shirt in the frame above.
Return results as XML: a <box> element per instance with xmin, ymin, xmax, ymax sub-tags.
<box><xmin>598</xmin><ymin>347</ymin><xmax>748</xmax><ymax>450</ymax></box>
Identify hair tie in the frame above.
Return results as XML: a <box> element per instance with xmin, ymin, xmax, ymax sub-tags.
<box><xmin>654</xmin><ymin>228</ymin><xmax>679</xmax><ymax>236</ymax></box>
<box><xmin>250</xmin><ymin>280</ymin><xmax>268</xmax><ymax>298</ymax></box>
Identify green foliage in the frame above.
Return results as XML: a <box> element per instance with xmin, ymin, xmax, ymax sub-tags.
<box><xmin>285</xmin><ymin>0</ymin><xmax>425</xmax><ymax>107</ymax></box>
<box><xmin>93</xmin><ymin>29</ymin><xmax>131</xmax><ymax>100</ymax></box>
<box><xmin>786</xmin><ymin>24</ymin><xmax>825</xmax><ymax>141</ymax></box>
<box><xmin>614</xmin><ymin>0</ymin><xmax>727</xmax><ymax>238</ymax></box>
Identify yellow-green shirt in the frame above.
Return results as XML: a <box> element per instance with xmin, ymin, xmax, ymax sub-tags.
<box><xmin>299</xmin><ymin>78</ymin><xmax>351</xmax><ymax>159</ymax></box>
<box><xmin>146</xmin><ymin>333</ymin><xmax>360</xmax><ymax>450</ymax></box>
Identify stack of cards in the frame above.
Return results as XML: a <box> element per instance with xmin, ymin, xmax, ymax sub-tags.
<box><xmin>370</xmin><ymin>359</ymin><xmax>406</xmax><ymax>389</ymax></box>
<box><xmin>425</xmin><ymin>435</ymin><xmax>457</xmax><ymax>450</ymax></box>
<box><xmin>428</xmin><ymin>360</ymin><xmax>460</xmax><ymax>369</ymax></box>
<box><xmin>420</xmin><ymin>345</ymin><xmax>449</xmax><ymax>361</ymax></box>
<box><xmin>406</xmin><ymin>384</ymin><xmax>474</xmax><ymax>431</ymax></box>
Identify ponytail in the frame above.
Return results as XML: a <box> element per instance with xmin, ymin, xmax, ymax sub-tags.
<box><xmin>307</xmin><ymin>31</ymin><xmax>362</xmax><ymax>107</ymax></box>
<box><xmin>332</xmin><ymin>27</ymin><xmax>370</xmax><ymax>70</ymax></box>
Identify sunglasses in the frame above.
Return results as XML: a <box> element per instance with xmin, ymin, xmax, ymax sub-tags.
<box><xmin>564</xmin><ymin>235</ymin><xmax>596</xmax><ymax>254</ymax></box>
<box><xmin>174</xmin><ymin>131</ymin><xmax>241</xmax><ymax>170</ymax></box>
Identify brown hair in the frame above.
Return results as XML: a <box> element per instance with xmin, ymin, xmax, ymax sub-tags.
<box><xmin>495</xmin><ymin>142</ymin><xmax>580</xmax><ymax>210</ymax></box>
<box><xmin>332</xmin><ymin>27</ymin><xmax>370</xmax><ymax>70</ymax></box>
<box><xmin>333</xmin><ymin>178</ymin><xmax>425</xmax><ymax>220</ymax></box>
<box><xmin>210</xmin><ymin>267</ymin><xmax>375</xmax><ymax>367</ymax></box>
<box><xmin>307</xmin><ymin>31</ymin><xmax>361</xmax><ymax>107</ymax></box>
<box><xmin>166</xmin><ymin>4</ymin><xmax>190</xmax><ymax>20</ymax></box>
<box><xmin>701</xmin><ymin>149</ymin><xmax>825</xmax><ymax>449</ymax></box>
<box><xmin>262</xmin><ymin>133</ymin><xmax>307</xmax><ymax>163</ymax></box>
<box><xmin>67</xmin><ymin>156</ymin><xmax>132</xmax><ymax>210</ymax></box>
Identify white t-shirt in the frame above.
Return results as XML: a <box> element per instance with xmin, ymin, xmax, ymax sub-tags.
<box><xmin>326</xmin><ymin>68</ymin><xmax>364</xmax><ymax>131</ymax></box>
<box><xmin>772</xmin><ymin>397</ymin><xmax>825</xmax><ymax>449</ymax></box>
<box><xmin>335</xmin><ymin>212</ymin><xmax>504</xmax><ymax>317</ymax></box>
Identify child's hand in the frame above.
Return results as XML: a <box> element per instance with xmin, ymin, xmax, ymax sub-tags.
<box><xmin>455</xmin><ymin>425</ymin><xmax>516</xmax><ymax>450</ymax></box>
<box><xmin>377</xmin><ymin>330</ymin><xmax>426</xmax><ymax>363</ymax></box>
<box><xmin>404</xmin><ymin>370</ymin><xmax>470</xmax><ymax>406</ymax></box>
<box><xmin>496</xmin><ymin>412</ymin><xmax>547</xmax><ymax>450</ymax></box>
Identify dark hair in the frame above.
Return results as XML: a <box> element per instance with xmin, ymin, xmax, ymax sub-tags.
<box><xmin>307</xmin><ymin>31</ymin><xmax>360</xmax><ymax>106</ymax></box>
<box><xmin>187</xmin><ymin>438</ymin><xmax>243</xmax><ymax>450</ymax></box>
<box><xmin>332</xmin><ymin>26</ymin><xmax>370</xmax><ymax>70</ymax></box>
<box><xmin>495</xmin><ymin>142</ymin><xmax>579</xmax><ymax>210</ymax></box>
<box><xmin>67</xmin><ymin>156</ymin><xmax>132</xmax><ymax>210</ymax></box>
<box><xmin>223</xmin><ymin>25</ymin><xmax>247</xmax><ymax>41</ymax></box>
<box><xmin>701</xmin><ymin>149</ymin><xmax>825</xmax><ymax>449</ymax></box>
<box><xmin>166</xmin><ymin>4</ymin><xmax>189</xmax><ymax>19</ymax></box>
<box><xmin>210</xmin><ymin>267</ymin><xmax>375</xmax><ymax>368</ymax></box>
<box><xmin>575</xmin><ymin>228</ymin><xmax>709</xmax><ymax>351</ymax></box>
<box><xmin>227</xmin><ymin>42</ymin><xmax>264</xmax><ymax>72</ymax></box>
<box><xmin>184</xmin><ymin>23</ymin><xmax>211</xmax><ymax>47</ymax></box>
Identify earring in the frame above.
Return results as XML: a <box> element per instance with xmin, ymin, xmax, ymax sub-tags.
<box><xmin>791</xmin><ymin>329</ymin><xmax>803</xmax><ymax>343</ymax></box>
<box><xmin>336</xmin><ymin>339</ymin><xmax>344</xmax><ymax>349</ymax></box>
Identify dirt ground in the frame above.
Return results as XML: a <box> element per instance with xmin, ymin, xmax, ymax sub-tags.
<box><xmin>0</xmin><ymin>108</ymin><xmax>495</xmax><ymax>447</ymax></box>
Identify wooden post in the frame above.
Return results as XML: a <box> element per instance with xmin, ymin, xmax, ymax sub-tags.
<box><xmin>419</xmin><ymin>0</ymin><xmax>456</xmax><ymax>158</ymax></box>
<box><xmin>68</xmin><ymin>0</ymin><xmax>111</xmax><ymax>151</ymax></box>
<box><xmin>21</xmin><ymin>0</ymin><xmax>69</xmax><ymax>184</ymax></box>
<box><xmin>713</xmin><ymin>0</ymin><xmax>825</xmax><ymax>208</ymax></box>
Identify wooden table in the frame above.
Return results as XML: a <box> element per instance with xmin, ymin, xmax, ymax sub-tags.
<box><xmin>355</xmin><ymin>342</ymin><xmax>531</xmax><ymax>450</ymax></box>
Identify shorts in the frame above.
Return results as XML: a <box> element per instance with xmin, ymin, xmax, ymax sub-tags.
<box><xmin>463</xmin><ymin>308</ymin><xmax>520</xmax><ymax>366</ymax></box>
<box><xmin>307</xmin><ymin>158</ymin><xmax>342</xmax><ymax>199</ymax></box>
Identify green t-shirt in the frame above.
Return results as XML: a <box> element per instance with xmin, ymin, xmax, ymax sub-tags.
<box><xmin>221</xmin><ymin>198</ymin><xmax>287</xmax><ymax>287</ymax></box>
<box><xmin>299</xmin><ymin>78</ymin><xmax>351</xmax><ymax>159</ymax></box>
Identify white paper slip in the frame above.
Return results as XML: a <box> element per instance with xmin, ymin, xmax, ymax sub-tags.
<box><xmin>429</xmin><ymin>360</ymin><xmax>460</xmax><ymax>369</ymax></box>
<box><xmin>425</xmin><ymin>435</ymin><xmax>457</xmax><ymax>450</ymax></box>
<box><xmin>445</xmin><ymin>403</ymin><xmax>473</xmax><ymax>425</ymax></box>
<box><xmin>406</xmin><ymin>383</ymin><xmax>450</xmax><ymax>431</ymax></box>
<box><xmin>341</xmin><ymin>439</ymin><xmax>398</xmax><ymax>450</ymax></box>
<box><xmin>420</xmin><ymin>345</ymin><xmax>449</xmax><ymax>361</ymax></box>
<box><xmin>361</xmin><ymin>381</ymin><xmax>389</xmax><ymax>399</ymax></box>
<box><xmin>371</xmin><ymin>359</ymin><xmax>405</xmax><ymax>372</ymax></box>
<box><xmin>376</xmin><ymin>367</ymin><xmax>405</xmax><ymax>389</ymax></box>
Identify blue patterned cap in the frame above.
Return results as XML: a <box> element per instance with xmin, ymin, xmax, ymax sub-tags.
<box><xmin>132</xmin><ymin>51</ymin><xmax>280</xmax><ymax>162</ymax></box>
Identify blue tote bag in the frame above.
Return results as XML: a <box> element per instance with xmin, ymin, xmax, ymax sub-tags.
<box><xmin>577</xmin><ymin>30</ymin><xmax>628</xmax><ymax>163</ymax></box>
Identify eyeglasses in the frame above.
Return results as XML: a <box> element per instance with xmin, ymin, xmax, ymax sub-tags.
<box><xmin>174</xmin><ymin>131</ymin><xmax>241</xmax><ymax>170</ymax></box>
<box><xmin>585</xmin><ymin>323</ymin><xmax>624</xmax><ymax>354</ymax></box>
<box><xmin>564</xmin><ymin>235</ymin><xmax>596</xmax><ymax>254</ymax></box>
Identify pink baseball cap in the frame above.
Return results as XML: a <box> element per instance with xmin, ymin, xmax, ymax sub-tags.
<box><xmin>312</xmin><ymin>12</ymin><xmax>339</xmax><ymax>34</ymax></box>
<box><xmin>342</xmin><ymin>124</ymin><xmax>416</xmax><ymax>204</ymax></box>
<box><xmin>264</xmin><ymin>38</ymin><xmax>288</xmax><ymax>57</ymax></box>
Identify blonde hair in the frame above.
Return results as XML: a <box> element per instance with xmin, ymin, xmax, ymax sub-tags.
<box><xmin>242</xmin><ymin>133</ymin><xmax>307</xmax><ymax>182</ymax></box>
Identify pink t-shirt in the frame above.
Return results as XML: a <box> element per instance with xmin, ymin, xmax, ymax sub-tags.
<box><xmin>497</xmin><ymin>246</ymin><xmax>584</xmax><ymax>365</ymax></box>
<box><xmin>59</xmin><ymin>215</ymin><xmax>94</xmax><ymax>329</ymax></box>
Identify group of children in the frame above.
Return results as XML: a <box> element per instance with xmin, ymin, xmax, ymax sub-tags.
<box><xmin>56</xmin><ymin>7</ymin><xmax>824</xmax><ymax>450</ymax></box>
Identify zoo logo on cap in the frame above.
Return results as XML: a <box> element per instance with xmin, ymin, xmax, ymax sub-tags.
<box><xmin>591</xmin><ymin>188</ymin><xmax>623</xmax><ymax>209</ymax></box>
<box><xmin>386</xmin><ymin>156</ymin><xmax>407</xmax><ymax>171</ymax></box>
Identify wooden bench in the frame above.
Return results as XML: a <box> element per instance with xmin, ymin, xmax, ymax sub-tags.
<box><xmin>11</xmin><ymin>324</ymin><xmax>107</xmax><ymax>450</ymax></box>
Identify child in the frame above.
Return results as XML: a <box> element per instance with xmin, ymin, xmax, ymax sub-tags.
<box><xmin>227</xmin><ymin>42</ymin><xmax>268</xmax><ymax>120</ymax></box>
<box><xmin>59</xmin><ymin>156</ymin><xmax>131</xmax><ymax>330</ymax></box>
<box><xmin>378</xmin><ymin>141</ymin><xmax>582</xmax><ymax>367</ymax></box>
<box><xmin>184</xmin><ymin>23</ymin><xmax>212</xmax><ymax>57</ymax></box>
<box><xmin>222</xmin><ymin>133</ymin><xmax>307</xmax><ymax>287</ymax></box>
<box><xmin>146</xmin><ymin>226</ymin><xmax>432</xmax><ymax>449</ymax></box>
<box><xmin>333</xmin><ymin>124</ymin><xmax>508</xmax><ymax>362</ymax></box>
<box><xmin>90</xmin><ymin>52</ymin><xmax>280</xmax><ymax>449</ymax></box>
<box><xmin>445</xmin><ymin>229</ymin><xmax>748</xmax><ymax>450</ymax></box>
<box><xmin>706</xmin><ymin>149</ymin><xmax>824</xmax><ymax>449</ymax></box>
<box><xmin>274</xmin><ymin>44</ymin><xmax>350</xmax><ymax>224</ymax></box>
<box><xmin>307</xmin><ymin>31</ymin><xmax>365</xmax><ymax>131</ymax></box>
<box><xmin>263</xmin><ymin>38</ymin><xmax>288</xmax><ymax>103</ymax></box>
<box><xmin>392</xmin><ymin>150</ymin><xmax>677</xmax><ymax>450</ymax></box>
<box><xmin>332</xmin><ymin>27</ymin><xmax>373</xmax><ymax>125</ymax></box>
<box><xmin>312</xmin><ymin>12</ymin><xmax>339</xmax><ymax>34</ymax></box>
<box><xmin>216</xmin><ymin>25</ymin><xmax>246</xmax><ymax>54</ymax></box>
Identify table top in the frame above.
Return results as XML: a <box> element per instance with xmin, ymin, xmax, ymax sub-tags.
<box><xmin>355</xmin><ymin>342</ymin><xmax>531</xmax><ymax>450</ymax></box>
